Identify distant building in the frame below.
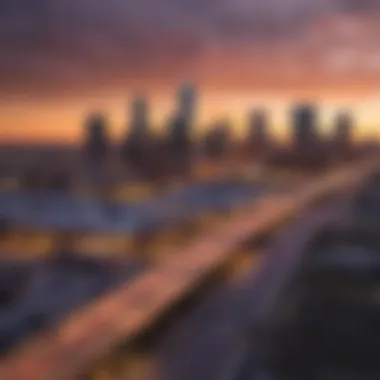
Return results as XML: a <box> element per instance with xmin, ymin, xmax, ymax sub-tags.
<box><xmin>83</xmin><ymin>113</ymin><xmax>109</xmax><ymax>165</ymax></box>
<box><xmin>292</xmin><ymin>104</ymin><xmax>319</xmax><ymax>153</ymax></box>
<box><xmin>333</xmin><ymin>112</ymin><xmax>354</xmax><ymax>160</ymax></box>
<box><xmin>247</xmin><ymin>109</ymin><xmax>270</xmax><ymax>158</ymax></box>
<box><xmin>164</xmin><ymin>82</ymin><xmax>198</xmax><ymax>178</ymax></box>
<box><xmin>177</xmin><ymin>81</ymin><xmax>197</xmax><ymax>128</ymax></box>
<box><xmin>166</xmin><ymin>115</ymin><xmax>193</xmax><ymax>177</ymax></box>
<box><xmin>122</xmin><ymin>96</ymin><xmax>151</xmax><ymax>170</ymax></box>
<box><xmin>283</xmin><ymin>104</ymin><xmax>329</xmax><ymax>171</ymax></box>
<box><xmin>130</xmin><ymin>96</ymin><xmax>149</xmax><ymax>140</ymax></box>
<box><xmin>204</xmin><ymin>120</ymin><xmax>231</xmax><ymax>159</ymax></box>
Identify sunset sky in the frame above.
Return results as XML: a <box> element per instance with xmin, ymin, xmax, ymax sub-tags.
<box><xmin>1</xmin><ymin>0</ymin><xmax>380</xmax><ymax>143</ymax></box>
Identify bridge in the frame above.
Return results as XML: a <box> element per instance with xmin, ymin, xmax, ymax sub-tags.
<box><xmin>0</xmin><ymin>158</ymin><xmax>379</xmax><ymax>380</ymax></box>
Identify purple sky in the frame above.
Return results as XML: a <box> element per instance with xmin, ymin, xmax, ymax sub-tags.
<box><xmin>0</xmin><ymin>0</ymin><xmax>380</xmax><ymax>97</ymax></box>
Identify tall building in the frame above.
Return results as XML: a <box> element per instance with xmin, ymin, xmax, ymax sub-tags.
<box><xmin>166</xmin><ymin>116</ymin><xmax>192</xmax><ymax>178</ymax></box>
<box><xmin>289</xmin><ymin>104</ymin><xmax>330</xmax><ymax>170</ymax></box>
<box><xmin>163</xmin><ymin>82</ymin><xmax>198</xmax><ymax>177</ymax></box>
<box><xmin>334</xmin><ymin>112</ymin><xmax>353</xmax><ymax>147</ymax></box>
<box><xmin>177</xmin><ymin>81</ymin><xmax>197</xmax><ymax>128</ymax></box>
<box><xmin>83</xmin><ymin>113</ymin><xmax>109</xmax><ymax>164</ymax></box>
<box><xmin>167</xmin><ymin>115</ymin><xmax>192</xmax><ymax>158</ymax></box>
<box><xmin>122</xmin><ymin>96</ymin><xmax>151</xmax><ymax>171</ymax></box>
<box><xmin>333</xmin><ymin>112</ymin><xmax>354</xmax><ymax>160</ymax></box>
<box><xmin>204</xmin><ymin>120</ymin><xmax>231</xmax><ymax>159</ymax></box>
<box><xmin>130</xmin><ymin>96</ymin><xmax>149</xmax><ymax>139</ymax></box>
<box><xmin>292</xmin><ymin>104</ymin><xmax>319</xmax><ymax>152</ymax></box>
<box><xmin>247</xmin><ymin>109</ymin><xmax>269</xmax><ymax>156</ymax></box>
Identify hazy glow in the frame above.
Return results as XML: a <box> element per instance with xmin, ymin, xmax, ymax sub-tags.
<box><xmin>0</xmin><ymin>92</ymin><xmax>379</xmax><ymax>144</ymax></box>
<box><xmin>1</xmin><ymin>4</ymin><xmax>380</xmax><ymax>144</ymax></box>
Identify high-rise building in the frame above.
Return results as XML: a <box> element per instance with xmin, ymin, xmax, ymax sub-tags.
<box><xmin>122</xmin><ymin>96</ymin><xmax>151</xmax><ymax>170</ymax></box>
<box><xmin>333</xmin><ymin>112</ymin><xmax>354</xmax><ymax>160</ymax></box>
<box><xmin>130</xmin><ymin>96</ymin><xmax>149</xmax><ymax>138</ymax></box>
<box><xmin>167</xmin><ymin>81</ymin><xmax>198</xmax><ymax>146</ymax></box>
<box><xmin>177</xmin><ymin>81</ymin><xmax>197</xmax><ymax>128</ymax></box>
<box><xmin>83</xmin><ymin>113</ymin><xmax>109</xmax><ymax>164</ymax></box>
<box><xmin>166</xmin><ymin>116</ymin><xmax>193</xmax><ymax>178</ymax></box>
<box><xmin>289</xmin><ymin>104</ymin><xmax>330</xmax><ymax>170</ymax></box>
<box><xmin>167</xmin><ymin>114</ymin><xmax>193</xmax><ymax>161</ymax></box>
<box><xmin>292</xmin><ymin>104</ymin><xmax>319</xmax><ymax>152</ymax></box>
<box><xmin>334</xmin><ymin>112</ymin><xmax>353</xmax><ymax>147</ymax></box>
<box><xmin>161</xmin><ymin>82</ymin><xmax>197</xmax><ymax>178</ymax></box>
<box><xmin>247</xmin><ymin>109</ymin><xmax>269</xmax><ymax>156</ymax></box>
<box><xmin>204</xmin><ymin>120</ymin><xmax>231</xmax><ymax>159</ymax></box>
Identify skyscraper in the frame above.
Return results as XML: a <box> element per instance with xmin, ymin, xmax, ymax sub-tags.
<box><xmin>122</xmin><ymin>96</ymin><xmax>150</xmax><ymax>170</ymax></box>
<box><xmin>204</xmin><ymin>120</ymin><xmax>231</xmax><ymax>159</ymax></box>
<box><xmin>130</xmin><ymin>96</ymin><xmax>149</xmax><ymax>139</ymax></box>
<box><xmin>84</xmin><ymin>113</ymin><xmax>109</xmax><ymax>164</ymax></box>
<box><xmin>334</xmin><ymin>112</ymin><xmax>353</xmax><ymax>146</ymax></box>
<box><xmin>177</xmin><ymin>81</ymin><xmax>197</xmax><ymax>128</ymax></box>
<box><xmin>333</xmin><ymin>112</ymin><xmax>354</xmax><ymax>160</ymax></box>
<box><xmin>290</xmin><ymin>104</ymin><xmax>330</xmax><ymax>170</ymax></box>
<box><xmin>292</xmin><ymin>104</ymin><xmax>319</xmax><ymax>152</ymax></box>
<box><xmin>247</xmin><ymin>109</ymin><xmax>269</xmax><ymax>157</ymax></box>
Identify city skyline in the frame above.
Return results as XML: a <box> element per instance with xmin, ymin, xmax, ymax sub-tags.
<box><xmin>1</xmin><ymin>1</ymin><xmax>380</xmax><ymax>143</ymax></box>
<box><xmin>0</xmin><ymin>89</ymin><xmax>377</xmax><ymax>145</ymax></box>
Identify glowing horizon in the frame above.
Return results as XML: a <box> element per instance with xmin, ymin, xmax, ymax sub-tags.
<box><xmin>0</xmin><ymin>90</ymin><xmax>379</xmax><ymax>145</ymax></box>
<box><xmin>1</xmin><ymin>5</ymin><xmax>380</xmax><ymax>145</ymax></box>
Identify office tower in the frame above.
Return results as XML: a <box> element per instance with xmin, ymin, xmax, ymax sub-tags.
<box><xmin>290</xmin><ymin>104</ymin><xmax>330</xmax><ymax>170</ymax></box>
<box><xmin>122</xmin><ymin>96</ymin><xmax>150</xmax><ymax>170</ymax></box>
<box><xmin>333</xmin><ymin>112</ymin><xmax>354</xmax><ymax>160</ymax></box>
<box><xmin>164</xmin><ymin>82</ymin><xmax>197</xmax><ymax>178</ymax></box>
<box><xmin>247</xmin><ymin>109</ymin><xmax>269</xmax><ymax>157</ymax></box>
<box><xmin>164</xmin><ymin>115</ymin><xmax>192</xmax><ymax>178</ymax></box>
<box><xmin>83</xmin><ymin>113</ymin><xmax>109</xmax><ymax>164</ymax></box>
<box><xmin>177</xmin><ymin>81</ymin><xmax>197</xmax><ymax>128</ymax></box>
<box><xmin>130</xmin><ymin>96</ymin><xmax>149</xmax><ymax>139</ymax></box>
<box><xmin>204</xmin><ymin>120</ymin><xmax>231</xmax><ymax>159</ymax></box>
<box><xmin>292</xmin><ymin>104</ymin><xmax>319</xmax><ymax>153</ymax></box>
<box><xmin>170</xmin><ymin>81</ymin><xmax>198</xmax><ymax>145</ymax></box>
<box><xmin>168</xmin><ymin>115</ymin><xmax>192</xmax><ymax>156</ymax></box>
<box><xmin>334</xmin><ymin>112</ymin><xmax>353</xmax><ymax>147</ymax></box>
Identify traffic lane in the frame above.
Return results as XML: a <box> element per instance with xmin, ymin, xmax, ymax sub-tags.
<box><xmin>154</xmin><ymin>258</ymin><xmax>264</xmax><ymax>380</ymax></box>
<box><xmin>155</xmin><ymin>202</ymin><xmax>348</xmax><ymax>380</ymax></box>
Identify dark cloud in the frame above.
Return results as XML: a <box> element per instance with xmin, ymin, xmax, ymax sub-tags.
<box><xmin>0</xmin><ymin>0</ymin><xmax>379</xmax><ymax>97</ymax></box>
<box><xmin>339</xmin><ymin>0</ymin><xmax>380</xmax><ymax>12</ymax></box>
<box><xmin>0</xmin><ymin>0</ymin><xmax>205</xmax><ymax>96</ymax></box>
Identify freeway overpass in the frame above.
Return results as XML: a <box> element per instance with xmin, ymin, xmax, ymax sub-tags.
<box><xmin>0</xmin><ymin>158</ymin><xmax>379</xmax><ymax>380</ymax></box>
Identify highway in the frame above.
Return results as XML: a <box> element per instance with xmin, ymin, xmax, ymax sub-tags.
<box><xmin>0</xmin><ymin>158</ymin><xmax>378</xmax><ymax>380</ymax></box>
<box><xmin>234</xmin><ymin>168</ymin><xmax>380</xmax><ymax>380</ymax></box>
<box><xmin>149</xmin><ymin>191</ymin><xmax>357</xmax><ymax>380</ymax></box>
<box><xmin>151</xmin><ymin>173</ymin><xmax>375</xmax><ymax>380</ymax></box>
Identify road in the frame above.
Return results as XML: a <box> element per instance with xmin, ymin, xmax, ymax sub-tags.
<box><xmin>151</xmin><ymin>198</ymin><xmax>350</xmax><ymax>380</ymax></box>
<box><xmin>235</xmin><ymin>170</ymin><xmax>380</xmax><ymax>380</ymax></box>
<box><xmin>0</xmin><ymin>159</ymin><xmax>377</xmax><ymax>380</ymax></box>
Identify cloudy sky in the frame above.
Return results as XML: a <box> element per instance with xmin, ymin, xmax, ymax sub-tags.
<box><xmin>1</xmin><ymin>0</ymin><xmax>380</xmax><ymax>142</ymax></box>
